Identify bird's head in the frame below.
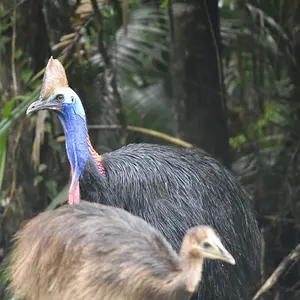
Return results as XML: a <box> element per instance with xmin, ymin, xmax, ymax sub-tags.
<box><xmin>187</xmin><ymin>226</ymin><xmax>236</xmax><ymax>265</ymax></box>
<box><xmin>26</xmin><ymin>57</ymin><xmax>86</xmax><ymax>122</ymax></box>
<box><xmin>25</xmin><ymin>57</ymin><xmax>106</xmax><ymax>205</ymax></box>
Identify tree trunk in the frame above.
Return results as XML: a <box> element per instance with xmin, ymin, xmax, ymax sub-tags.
<box><xmin>171</xmin><ymin>0</ymin><xmax>231</xmax><ymax>167</ymax></box>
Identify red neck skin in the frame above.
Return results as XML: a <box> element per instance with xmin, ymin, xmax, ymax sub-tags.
<box><xmin>86</xmin><ymin>135</ymin><xmax>106</xmax><ymax>177</ymax></box>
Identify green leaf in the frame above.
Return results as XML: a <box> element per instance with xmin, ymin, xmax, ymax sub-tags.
<box><xmin>38</xmin><ymin>163</ymin><xmax>47</xmax><ymax>173</ymax></box>
<box><xmin>34</xmin><ymin>175</ymin><xmax>43</xmax><ymax>186</ymax></box>
<box><xmin>0</xmin><ymin>98</ymin><xmax>16</xmax><ymax>190</ymax></box>
<box><xmin>0</xmin><ymin>132</ymin><xmax>8</xmax><ymax>190</ymax></box>
<box><xmin>229</xmin><ymin>134</ymin><xmax>246</xmax><ymax>148</ymax></box>
<box><xmin>45</xmin><ymin>184</ymin><xmax>69</xmax><ymax>211</ymax></box>
<box><xmin>21</xmin><ymin>69</ymin><xmax>34</xmax><ymax>84</ymax></box>
<box><xmin>0</xmin><ymin>87</ymin><xmax>40</xmax><ymax>190</ymax></box>
<box><xmin>0</xmin><ymin>87</ymin><xmax>40</xmax><ymax>138</ymax></box>
<box><xmin>2</xmin><ymin>98</ymin><xmax>15</xmax><ymax>118</ymax></box>
<box><xmin>160</xmin><ymin>0</ymin><xmax>168</xmax><ymax>8</ymax></box>
<box><xmin>15</xmin><ymin>49</ymin><xmax>23</xmax><ymax>60</ymax></box>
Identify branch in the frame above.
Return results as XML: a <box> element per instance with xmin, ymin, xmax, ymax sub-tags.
<box><xmin>252</xmin><ymin>244</ymin><xmax>300</xmax><ymax>300</ymax></box>
<box><xmin>11</xmin><ymin>0</ymin><xmax>18</xmax><ymax>97</ymax></box>
<box><xmin>0</xmin><ymin>0</ymin><xmax>28</xmax><ymax>21</ymax></box>
<box><xmin>122</xmin><ymin>0</ymin><xmax>128</xmax><ymax>35</ymax></box>
<box><xmin>29</xmin><ymin>17</ymin><xmax>93</xmax><ymax>84</ymax></box>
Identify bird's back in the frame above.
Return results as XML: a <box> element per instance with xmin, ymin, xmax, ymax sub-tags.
<box><xmin>80</xmin><ymin>143</ymin><xmax>261</xmax><ymax>300</ymax></box>
<box><xmin>8</xmin><ymin>201</ymin><xmax>181</xmax><ymax>300</ymax></box>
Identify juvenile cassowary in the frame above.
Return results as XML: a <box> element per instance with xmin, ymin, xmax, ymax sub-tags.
<box><xmin>26</xmin><ymin>57</ymin><xmax>261</xmax><ymax>300</ymax></box>
<box><xmin>8</xmin><ymin>201</ymin><xmax>235</xmax><ymax>300</ymax></box>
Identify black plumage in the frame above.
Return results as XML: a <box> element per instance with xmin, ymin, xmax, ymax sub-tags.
<box><xmin>79</xmin><ymin>144</ymin><xmax>260</xmax><ymax>299</ymax></box>
<box><xmin>26</xmin><ymin>57</ymin><xmax>261</xmax><ymax>300</ymax></box>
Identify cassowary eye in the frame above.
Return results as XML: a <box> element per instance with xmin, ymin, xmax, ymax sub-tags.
<box><xmin>56</xmin><ymin>94</ymin><xmax>64</xmax><ymax>102</ymax></box>
<box><xmin>202</xmin><ymin>242</ymin><xmax>212</xmax><ymax>250</ymax></box>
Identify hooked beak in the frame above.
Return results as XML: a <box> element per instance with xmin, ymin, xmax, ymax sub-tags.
<box><xmin>26</xmin><ymin>98</ymin><xmax>63</xmax><ymax>115</ymax></box>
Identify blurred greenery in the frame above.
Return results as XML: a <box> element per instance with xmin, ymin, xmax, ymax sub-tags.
<box><xmin>0</xmin><ymin>0</ymin><xmax>300</xmax><ymax>299</ymax></box>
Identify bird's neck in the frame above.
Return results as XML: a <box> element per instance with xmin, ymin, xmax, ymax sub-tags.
<box><xmin>166</xmin><ymin>255</ymin><xmax>203</xmax><ymax>296</ymax></box>
<box><xmin>57</xmin><ymin>112</ymin><xmax>106</xmax><ymax>180</ymax></box>
<box><xmin>152</xmin><ymin>252</ymin><xmax>204</xmax><ymax>299</ymax></box>
<box><xmin>176</xmin><ymin>255</ymin><xmax>204</xmax><ymax>294</ymax></box>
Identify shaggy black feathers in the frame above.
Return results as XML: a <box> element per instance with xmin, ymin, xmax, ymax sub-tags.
<box><xmin>79</xmin><ymin>143</ymin><xmax>260</xmax><ymax>300</ymax></box>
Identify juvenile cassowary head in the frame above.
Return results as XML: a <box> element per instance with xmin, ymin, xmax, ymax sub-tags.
<box><xmin>182</xmin><ymin>226</ymin><xmax>236</xmax><ymax>265</ymax></box>
<box><xmin>26</xmin><ymin>57</ymin><xmax>105</xmax><ymax>204</ymax></box>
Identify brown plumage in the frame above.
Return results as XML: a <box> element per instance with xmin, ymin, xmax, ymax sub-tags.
<box><xmin>7</xmin><ymin>201</ymin><xmax>235</xmax><ymax>300</ymax></box>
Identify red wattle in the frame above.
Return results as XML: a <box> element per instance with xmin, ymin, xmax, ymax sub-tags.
<box><xmin>68</xmin><ymin>175</ymin><xmax>80</xmax><ymax>205</ymax></box>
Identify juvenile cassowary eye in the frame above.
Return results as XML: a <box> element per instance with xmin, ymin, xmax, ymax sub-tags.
<box><xmin>202</xmin><ymin>242</ymin><xmax>212</xmax><ymax>250</ymax></box>
<box><xmin>56</xmin><ymin>94</ymin><xmax>64</xmax><ymax>102</ymax></box>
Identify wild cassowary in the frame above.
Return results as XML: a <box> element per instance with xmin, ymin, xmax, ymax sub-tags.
<box><xmin>26</xmin><ymin>57</ymin><xmax>261</xmax><ymax>299</ymax></box>
<box><xmin>7</xmin><ymin>201</ymin><xmax>235</xmax><ymax>300</ymax></box>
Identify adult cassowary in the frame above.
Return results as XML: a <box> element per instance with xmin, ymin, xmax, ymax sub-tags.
<box><xmin>26</xmin><ymin>57</ymin><xmax>260</xmax><ymax>300</ymax></box>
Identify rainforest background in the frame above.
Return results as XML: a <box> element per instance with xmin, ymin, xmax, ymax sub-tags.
<box><xmin>1</xmin><ymin>0</ymin><xmax>300</xmax><ymax>299</ymax></box>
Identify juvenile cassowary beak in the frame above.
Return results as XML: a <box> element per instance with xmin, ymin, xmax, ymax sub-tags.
<box><xmin>206</xmin><ymin>238</ymin><xmax>236</xmax><ymax>265</ymax></box>
<box><xmin>215</xmin><ymin>244</ymin><xmax>236</xmax><ymax>265</ymax></box>
<box><xmin>26</xmin><ymin>98</ymin><xmax>63</xmax><ymax>115</ymax></box>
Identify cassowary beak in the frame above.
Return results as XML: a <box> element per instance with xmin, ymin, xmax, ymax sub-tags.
<box><xmin>209</xmin><ymin>238</ymin><xmax>236</xmax><ymax>265</ymax></box>
<box><xmin>26</xmin><ymin>98</ymin><xmax>63</xmax><ymax>115</ymax></box>
<box><xmin>217</xmin><ymin>246</ymin><xmax>236</xmax><ymax>265</ymax></box>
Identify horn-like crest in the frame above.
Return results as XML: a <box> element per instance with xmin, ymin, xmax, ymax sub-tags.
<box><xmin>40</xmin><ymin>57</ymin><xmax>69</xmax><ymax>100</ymax></box>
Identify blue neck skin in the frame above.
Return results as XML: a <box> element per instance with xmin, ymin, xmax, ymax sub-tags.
<box><xmin>56</xmin><ymin>107</ymin><xmax>95</xmax><ymax>181</ymax></box>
